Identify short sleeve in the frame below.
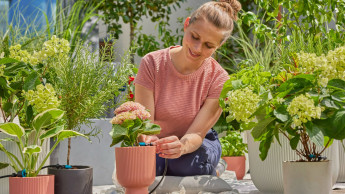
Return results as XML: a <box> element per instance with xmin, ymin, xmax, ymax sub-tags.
<box><xmin>207</xmin><ymin>69</ymin><xmax>229</xmax><ymax>99</ymax></box>
<box><xmin>134</xmin><ymin>55</ymin><xmax>155</xmax><ymax>91</ymax></box>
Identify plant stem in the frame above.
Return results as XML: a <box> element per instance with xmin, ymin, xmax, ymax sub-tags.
<box><xmin>34</xmin><ymin>139</ymin><xmax>60</xmax><ymax>177</ymax></box>
<box><xmin>67</xmin><ymin>137</ymin><xmax>71</xmax><ymax>165</ymax></box>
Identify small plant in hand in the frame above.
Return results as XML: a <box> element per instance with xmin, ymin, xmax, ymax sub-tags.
<box><xmin>109</xmin><ymin>101</ymin><xmax>161</xmax><ymax>147</ymax></box>
<box><xmin>220</xmin><ymin>131</ymin><xmax>248</xmax><ymax>157</ymax></box>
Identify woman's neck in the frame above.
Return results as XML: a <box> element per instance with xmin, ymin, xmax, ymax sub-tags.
<box><xmin>170</xmin><ymin>46</ymin><xmax>204</xmax><ymax>75</ymax></box>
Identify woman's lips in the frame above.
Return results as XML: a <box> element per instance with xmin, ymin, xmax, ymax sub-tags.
<box><xmin>189</xmin><ymin>48</ymin><xmax>200</xmax><ymax>58</ymax></box>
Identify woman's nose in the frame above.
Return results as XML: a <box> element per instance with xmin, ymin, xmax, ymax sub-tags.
<box><xmin>193</xmin><ymin>42</ymin><xmax>202</xmax><ymax>53</ymax></box>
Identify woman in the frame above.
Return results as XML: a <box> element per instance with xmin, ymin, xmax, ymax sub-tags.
<box><xmin>135</xmin><ymin>0</ymin><xmax>241</xmax><ymax>176</ymax></box>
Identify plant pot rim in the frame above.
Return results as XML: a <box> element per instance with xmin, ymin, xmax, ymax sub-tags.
<box><xmin>283</xmin><ymin>160</ymin><xmax>330</xmax><ymax>163</ymax></box>
<box><xmin>47</xmin><ymin>165</ymin><xmax>92</xmax><ymax>171</ymax></box>
<box><xmin>115</xmin><ymin>146</ymin><xmax>155</xmax><ymax>149</ymax></box>
<box><xmin>9</xmin><ymin>174</ymin><xmax>54</xmax><ymax>179</ymax></box>
<box><xmin>222</xmin><ymin>155</ymin><xmax>245</xmax><ymax>158</ymax></box>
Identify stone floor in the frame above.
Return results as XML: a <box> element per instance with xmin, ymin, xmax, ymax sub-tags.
<box><xmin>92</xmin><ymin>172</ymin><xmax>345</xmax><ymax>194</ymax></box>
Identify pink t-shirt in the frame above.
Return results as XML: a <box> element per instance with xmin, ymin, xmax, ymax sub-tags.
<box><xmin>135</xmin><ymin>46</ymin><xmax>229</xmax><ymax>138</ymax></box>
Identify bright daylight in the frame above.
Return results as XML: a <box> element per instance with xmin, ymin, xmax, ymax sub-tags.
<box><xmin>0</xmin><ymin>0</ymin><xmax>345</xmax><ymax>194</ymax></box>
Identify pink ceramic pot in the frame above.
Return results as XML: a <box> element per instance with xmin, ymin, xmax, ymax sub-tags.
<box><xmin>222</xmin><ymin>156</ymin><xmax>246</xmax><ymax>180</ymax></box>
<box><xmin>9</xmin><ymin>175</ymin><xmax>54</xmax><ymax>194</ymax></box>
<box><xmin>115</xmin><ymin>146</ymin><xmax>156</xmax><ymax>194</ymax></box>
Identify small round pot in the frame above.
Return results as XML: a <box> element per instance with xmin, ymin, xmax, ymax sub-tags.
<box><xmin>283</xmin><ymin>160</ymin><xmax>332</xmax><ymax>194</ymax></box>
<box><xmin>222</xmin><ymin>156</ymin><xmax>246</xmax><ymax>180</ymax></box>
<box><xmin>48</xmin><ymin>166</ymin><xmax>93</xmax><ymax>194</ymax></box>
<box><xmin>115</xmin><ymin>146</ymin><xmax>156</xmax><ymax>194</ymax></box>
<box><xmin>9</xmin><ymin>175</ymin><xmax>54</xmax><ymax>194</ymax></box>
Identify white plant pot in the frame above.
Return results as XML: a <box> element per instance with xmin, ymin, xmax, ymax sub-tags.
<box><xmin>337</xmin><ymin>140</ymin><xmax>345</xmax><ymax>182</ymax></box>
<box><xmin>283</xmin><ymin>160</ymin><xmax>332</xmax><ymax>194</ymax></box>
<box><xmin>247</xmin><ymin>131</ymin><xmax>339</xmax><ymax>193</ymax></box>
<box><xmin>0</xmin><ymin>113</ymin><xmax>50</xmax><ymax>194</ymax></box>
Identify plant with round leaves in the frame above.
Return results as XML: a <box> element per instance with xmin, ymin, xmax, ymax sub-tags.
<box><xmin>0</xmin><ymin>109</ymin><xmax>88</xmax><ymax>177</ymax></box>
<box><xmin>109</xmin><ymin>101</ymin><xmax>161</xmax><ymax>147</ymax></box>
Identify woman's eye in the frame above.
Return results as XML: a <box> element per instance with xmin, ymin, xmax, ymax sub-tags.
<box><xmin>192</xmin><ymin>35</ymin><xmax>199</xmax><ymax>40</ymax></box>
<box><xmin>206</xmin><ymin>44</ymin><xmax>213</xmax><ymax>49</ymax></box>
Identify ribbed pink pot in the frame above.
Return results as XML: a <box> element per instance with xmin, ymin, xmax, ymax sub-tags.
<box><xmin>9</xmin><ymin>175</ymin><xmax>54</xmax><ymax>194</ymax></box>
<box><xmin>222</xmin><ymin>156</ymin><xmax>246</xmax><ymax>180</ymax></box>
<box><xmin>115</xmin><ymin>146</ymin><xmax>156</xmax><ymax>194</ymax></box>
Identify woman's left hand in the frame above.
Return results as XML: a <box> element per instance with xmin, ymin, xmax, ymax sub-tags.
<box><xmin>154</xmin><ymin>136</ymin><xmax>184</xmax><ymax>159</ymax></box>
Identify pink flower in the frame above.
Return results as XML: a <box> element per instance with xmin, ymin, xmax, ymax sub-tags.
<box><xmin>132</xmin><ymin>109</ymin><xmax>151</xmax><ymax>120</ymax></box>
<box><xmin>110</xmin><ymin>112</ymin><xmax>137</xmax><ymax>125</ymax></box>
<box><xmin>114</xmin><ymin>101</ymin><xmax>145</xmax><ymax>115</ymax></box>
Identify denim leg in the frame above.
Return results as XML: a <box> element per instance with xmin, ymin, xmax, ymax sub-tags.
<box><xmin>155</xmin><ymin>129</ymin><xmax>221</xmax><ymax>176</ymax></box>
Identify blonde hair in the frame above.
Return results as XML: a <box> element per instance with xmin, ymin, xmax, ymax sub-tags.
<box><xmin>189</xmin><ymin>0</ymin><xmax>242</xmax><ymax>41</ymax></box>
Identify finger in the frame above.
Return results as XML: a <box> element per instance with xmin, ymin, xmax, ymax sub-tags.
<box><xmin>155</xmin><ymin>136</ymin><xmax>179</xmax><ymax>145</ymax></box>
<box><xmin>138</xmin><ymin>134</ymin><xmax>147</xmax><ymax>142</ymax></box>
<box><xmin>159</xmin><ymin>152</ymin><xmax>181</xmax><ymax>159</ymax></box>
<box><xmin>158</xmin><ymin>141</ymin><xmax>181</xmax><ymax>151</ymax></box>
<box><xmin>159</xmin><ymin>147</ymin><xmax>182</xmax><ymax>155</ymax></box>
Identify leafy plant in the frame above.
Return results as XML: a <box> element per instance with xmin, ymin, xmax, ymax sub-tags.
<box><xmin>250</xmin><ymin>45</ymin><xmax>345</xmax><ymax>161</ymax></box>
<box><xmin>98</xmin><ymin>0</ymin><xmax>186</xmax><ymax>61</ymax></box>
<box><xmin>0</xmin><ymin>109</ymin><xmax>87</xmax><ymax>177</ymax></box>
<box><xmin>49</xmin><ymin>38</ymin><xmax>134</xmax><ymax>164</ymax></box>
<box><xmin>109</xmin><ymin>101</ymin><xmax>161</xmax><ymax>147</ymax></box>
<box><xmin>220</xmin><ymin>131</ymin><xmax>247</xmax><ymax>157</ymax></box>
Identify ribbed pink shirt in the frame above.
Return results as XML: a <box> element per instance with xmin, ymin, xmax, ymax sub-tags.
<box><xmin>135</xmin><ymin>46</ymin><xmax>229</xmax><ymax>138</ymax></box>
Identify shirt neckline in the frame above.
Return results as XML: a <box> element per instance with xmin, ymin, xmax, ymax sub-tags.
<box><xmin>166</xmin><ymin>46</ymin><xmax>208</xmax><ymax>79</ymax></box>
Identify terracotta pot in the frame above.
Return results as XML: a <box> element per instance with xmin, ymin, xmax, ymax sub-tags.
<box><xmin>222</xmin><ymin>156</ymin><xmax>246</xmax><ymax>180</ymax></box>
<box><xmin>115</xmin><ymin>146</ymin><xmax>156</xmax><ymax>194</ymax></box>
<box><xmin>9</xmin><ymin>175</ymin><xmax>54</xmax><ymax>194</ymax></box>
<box><xmin>283</xmin><ymin>160</ymin><xmax>332</xmax><ymax>194</ymax></box>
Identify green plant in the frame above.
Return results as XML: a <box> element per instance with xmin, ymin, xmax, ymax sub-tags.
<box><xmin>249</xmin><ymin>45</ymin><xmax>345</xmax><ymax>161</ymax></box>
<box><xmin>109</xmin><ymin>101</ymin><xmax>161</xmax><ymax>147</ymax></box>
<box><xmin>98</xmin><ymin>0</ymin><xmax>186</xmax><ymax>61</ymax></box>
<box><xmin>49</xmin><ymin>38</ymin><xmax>135</xmax><ymax>164</ymax></box>
<box><xmin>0</xmin><ymin>109</ymin><xmax>87</xmax><ymax>177</ymax></box>
<box><xmin>220</xmin><ymin>131</ymin><xmax>247</xmax><ymax>157</ymax></box>
<box><xmin>218</xmin><ymin>64</ymin><xmax>272</xmax><ymax>134</ymax></box>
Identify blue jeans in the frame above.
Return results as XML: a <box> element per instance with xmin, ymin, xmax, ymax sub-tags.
<box><xmin>156</xmin><ymin>129</ymin><xmax>221</xmax><ymax>176</ymax></box>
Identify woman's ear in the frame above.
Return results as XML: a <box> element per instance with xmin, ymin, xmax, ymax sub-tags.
<box><xmin>184</xmin><ymin>17</ymin><xmax>190</xmax><ymax>30</ymax></box>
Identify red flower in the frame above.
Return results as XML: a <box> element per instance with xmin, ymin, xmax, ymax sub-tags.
<box><xmin>129</xmin><ymin>93</ymin><xmax>134</xmax><ymax>99</ymax></box>
<box><xmin>128</xmin><ymin>76</ymin><xmax>135</xmax><ymax>85</ymax></box>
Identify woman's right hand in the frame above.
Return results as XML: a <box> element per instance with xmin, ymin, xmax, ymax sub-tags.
<box><xmin>138</xmin><ymin>134</ymin><xmax>159</xmax><ymax>144</ymax></box>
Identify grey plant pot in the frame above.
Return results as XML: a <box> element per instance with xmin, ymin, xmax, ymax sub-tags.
<box><xmin>48</xmin><ymin>166</ymin><xmax>93</xmax><ymax>194</ymax></box>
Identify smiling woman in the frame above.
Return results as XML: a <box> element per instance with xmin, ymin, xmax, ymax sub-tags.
<box><xmin>134</xmin><ymin>0</ymin><xmax>242</xmax><ymax>177</ymax></box>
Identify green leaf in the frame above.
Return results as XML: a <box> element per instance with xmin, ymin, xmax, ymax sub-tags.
<box><xmin>273</xmin><ymin>106</ymin><xmax>289</xmax><ymax>122</ymax></box>
<box><xmin>328</xmin><ymin>109</ymin><xmax>345</xmax><ymax>140</ymax></box>
<box><xmin>327</xmin><ymin>79</ymin><xmax>345</xmax><ymax>91</ymax></box>
<box><xmin>290</xmin><ymin>135</ymin><xmax>300</xmax><ymax>150</ymax></box>
<box><xmin>258</xmin><ymin>130</ymin><xmax>274</xmax><ymax>161</ymax></box>
<box><xmin>305</xmin><ymin>122</ymin><xmax>324</xmax><ymax>147</ymax></box>
<box><xmin>39</xmin><ymin>125</ymin><xmax>65</xmax><ymax>140</ymax></box>
<box><xmin>331</xmin><ymin>91</ymin><xmax>345</xmax><ymax>102</ymax></box>
<box><xmin>0</xmin><ymin>162</ymin><xmax>10</xmax><ymax>170</ymax></box>
<box><xmin>57</xmin><ymin>130</ymin><xmax>89</xmax><ymax>142</ymax></box>
<box><xmin>23</xmin><ymin>145</ymin><xmax>41</xmax><ymax>155</ymax></box>
<box><xmin>0</xmin><ymin>123</ymin><xmax>25</xmax><ymax>138</ymax></box>
<box><xmin>109</xmin><ymin>124</ymin><xmax>127</xmax><ymax>146</ymax></box>
<box><xmin>0</xmin><ymin>58</ymin><xmax>19</xmax><ymax>65</ymax></box>
<box><xmin>141</xmin><ymin>122</ymin><xmax>161</xmax><ymax>135</ymax></box>
<box><xmin>4</xmin><ymin>62</ymin><xmax>27</xmax><ymax>75</ymax></box>
<box><xmin>23</xmin><ymin>72</ymin><xmax>40</xmax><ymax>92</ymax></box>
<box><xmin>252</xmin><ymin>117</ymin><xmax>276</xmax><ymax>139</ymax></box>
<box><xmin>32</xmin><ymin>109</ymin><xmax>64</xmax><ymax>131</ymax></box>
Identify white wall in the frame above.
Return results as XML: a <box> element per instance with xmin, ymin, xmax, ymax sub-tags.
<box><xmin>98</xmin><ymin>0</ymin><xmax>209</xmax><ymax>65</ymax></box>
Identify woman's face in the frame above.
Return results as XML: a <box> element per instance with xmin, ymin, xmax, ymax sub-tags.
<box><xmin>182</xmin><ymin>17</ymin><xmax>225</xmax><ymax>65</ymax></box>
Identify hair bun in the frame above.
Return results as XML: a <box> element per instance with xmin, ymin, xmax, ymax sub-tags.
<box><xmin>219</xmin><ymin>0</ymin><xmax>242</xmax><ymax>21</ymax></box>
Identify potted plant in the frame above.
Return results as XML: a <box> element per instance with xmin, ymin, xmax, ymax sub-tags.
<box><xmin>109</xmin><ymin>101</ymin><xmax>161</xmax><ymax>194</ymax></box>
<box><xmin>45</xmin><ymin>37</ymin><xmax>134</xmax><ymax>194</ymax></box>
<box><xmin>0</xmin><ymin>107</ymin><xmax>86</xmax><ymax>194</ymax></box>
<box><xmin>219</xmin><ymin>131</ymin><xmax>247</xmax><ymax>180</ymax></box>
<box><xmin>249</xmin><ymin>44</ymin><xmax>345</xmax><ymax>194</ymax></box>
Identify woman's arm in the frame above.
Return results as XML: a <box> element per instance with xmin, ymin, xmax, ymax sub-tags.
<box><xmin>135</xmin><ymin>83</ymin><xmax>159</xmax><ymax>143</ymax></box>
<box><xmin>155</xmin><ymin>98</ymin><xmax>222</xmax><ymax>158</ymax></box>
